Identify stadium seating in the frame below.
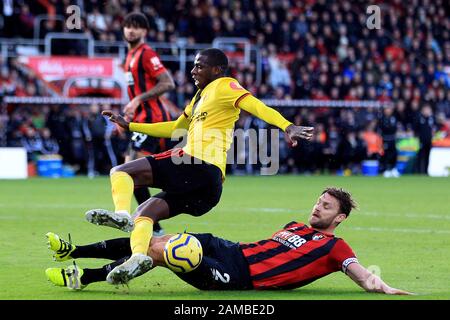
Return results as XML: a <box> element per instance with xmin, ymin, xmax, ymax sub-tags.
<box><xmin>1</xmin><ymin>0</ymin><xmax>449</xmax><ymax>176</ymax></box>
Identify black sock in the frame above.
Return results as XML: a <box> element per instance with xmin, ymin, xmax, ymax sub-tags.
<box><xmin>80</xmin><ymin>257</ymin><xmax>128</xmax><ymax>285</ymax></box>
<box><xmin>72</xmin><ymin>238</ymin><xmax>131</xmax><ymax>260</ymax></box>
<box><xmin>134</xmin><ymin>187</ymin><xmax>163</xmax><ymax>232</ymax></box>
<box><xmin>134</xmin><ymin>186</ymin><xmax>151</xmax><ymax>204</ymax></box>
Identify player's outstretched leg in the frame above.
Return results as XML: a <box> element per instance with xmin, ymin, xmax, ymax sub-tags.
<box><xmin>45</xmin><ymin>258</ymin><xmax>132</xmax><ymax>290</ymax></box>
<box><xmin>106</xmin><ymin>198</ymin><xmax>170</xmax><ymax>284</ymax></box>
<box><xmin>134</xmin><ymin>186</ymin><xmax>165</xmax><ymax>236</ymax></box>
<box><xmin>85</xmin><ymin>158</ymin><xmax>153</xmax><ymax>232</ymax></box>
<box><xmin>106</xmin><ymin>253</ymin><xmax>153</xmax><ymax>285</ymax></box>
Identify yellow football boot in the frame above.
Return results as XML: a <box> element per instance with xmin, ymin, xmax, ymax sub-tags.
<box><xmin>45</xmin><ymin>263</ymin><xmax>85</xmax><ymax>290</ymax></box>
<box><xmin>46</xmin><ymin>232</ymin><xmax>76</xmax><ymax>261</ymax></box>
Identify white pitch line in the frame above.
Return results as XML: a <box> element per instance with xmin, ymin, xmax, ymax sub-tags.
<box><xmin>362</xmin><ymin>211</ymin><xmax>450</xmax><ymax>221</ymax></box>
<box><xmin>246</xmin><ymin>207</ymin><xmax>298</xmax><ymax>213</ymax></box>
<box><xmin>1</xmin><ymin>203</ymin><xmax>448</xmax><ymax>221</ymax></box>
<box><xmin>0</xmin><ymin>203</ymin><xmax>97</xmax><ymax>209</ymax></box>
<box><xmin>343</xmin><ymin>226</ymin><xmax>450</xmax><ymax>235</ymax></box>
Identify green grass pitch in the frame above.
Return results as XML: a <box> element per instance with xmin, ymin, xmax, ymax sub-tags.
<box><xmin>1</xmin><ymin>175</ymin><xmax>449</xmax><ymax>300</ymax></box>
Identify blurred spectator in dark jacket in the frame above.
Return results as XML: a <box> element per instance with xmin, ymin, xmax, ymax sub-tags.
<box><xmin>338</xmin><ymin>130</ymin><xmax>367</xmax><ymax>175</ymax></box>
<box><xmin>414</xmin><ymin>104</ymin><xmax>436</xmax><ymax>175</ymax></box>
<box><xmin>379</xmin><ymin>106</ymin><xmax>400</xmax><ymax>177</ymax></box>
<box><xmin>40</xmin><ymin>128</ymin><xmax>60</xmax><ymax>155</ymax></box>
<box><xmin>21</xmin><ymin>126</ymin><xmax>43</xmax><ymax>162</ymax></box>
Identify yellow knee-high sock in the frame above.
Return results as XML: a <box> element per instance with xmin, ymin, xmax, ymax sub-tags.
<box><xmin>130</xmin><ymin>216</ymin><xmax>154</xmax><ymax>255</ymax></box>
<box><xmin>111</xmin><ymin>171</ymin><xmax>134</xmax><ymax>213</ymax></box>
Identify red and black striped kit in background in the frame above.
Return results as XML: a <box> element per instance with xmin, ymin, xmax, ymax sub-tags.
<box><xmin>240</xmin><ymin>221</ymin><xmax>357</xmax><ymax>289</ymax></box>
<box><xmin>124</xmin><ymin>43</ymin><xmax>171</xmax><ymax>124</ymax></box>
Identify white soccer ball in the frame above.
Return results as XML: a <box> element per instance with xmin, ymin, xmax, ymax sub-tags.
<box><xmin>163</xmin><ymin>233</ymin><xmax>203</xmax><ymax>273</ymax></box>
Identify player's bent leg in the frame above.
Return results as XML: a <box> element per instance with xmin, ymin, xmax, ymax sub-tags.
<box><xmin>130</xmin><ymin>197</ymin><xmax>170</xmax><ymax>256</ymax></box>
<box><xmin>132</xmin><ymin>197</ymin><xmax>170</xmax><ymax>246</ymax></box>
<box><xmin>106</xmin><ymin>198</ymin><xmax>170</xmax><ymax>285</ymax></box>
<box><xmin>131</xmin><ymin>150</ymin><xmax>165</xmax><ymax>236</ymax></box>
<box><xmin>130</xmin><ymin>147</ymin><xmax>166</xmax><ymax>236</ymax></box>
<box><xmin>112</xmin><ymin>157</ymin><xmax>154</xmax><ymax>187</ymax></box>
<box><xmin>86</xmin><ymin>158</ymin><xmax>154</xmax><ymax>231</ymax></box>
<box><xmin>132</xmin><ymin>183</ymin><xmax>165</xmax><ymax>236</ymax></box>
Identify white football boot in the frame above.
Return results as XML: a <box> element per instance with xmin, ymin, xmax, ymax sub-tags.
<box><xmin>106</xmin><ymin>253</ymin><xmax>153</xmax><ymax>285</ymax></box>
<box><xmin>85</xmin><ymin>209</ymin><xmax>134</xmax><ymax>232</ymax></box>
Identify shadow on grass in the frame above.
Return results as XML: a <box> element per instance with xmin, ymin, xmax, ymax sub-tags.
<box><xmin>51</xmin><ymin>287</ymin><xmax>379</xmax><ymax>300</ymax></box>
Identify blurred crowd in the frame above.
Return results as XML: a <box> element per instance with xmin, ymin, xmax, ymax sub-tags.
<box><xmin>1</xmin><ymin>0</ymin><xmax>449</xmax><ymax>176</ymax></box>
<box><xmin>2</xmin><ymin>100</ymin><xmax>448</xmax><ymax>177</ymax></box>
<box><xmin>3</xmin><ymin>103</ymin><xmax>128</xmax><ymax>177</ymax></box>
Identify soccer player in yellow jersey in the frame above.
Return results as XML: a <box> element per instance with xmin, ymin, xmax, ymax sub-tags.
<box><xmin>86</xmin><ymin>48</ymin><xmax>314</xmax><ymax>285</ymax></box>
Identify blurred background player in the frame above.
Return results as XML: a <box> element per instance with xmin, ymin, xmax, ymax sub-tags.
<box><xmin>121</xmin><ymin>12</ymin><xmax>176</xmax><ymax>235</ymax></box>
<box><xmin>45</xmin><ymin>187</ymin><xmax>412</xmax><ymax>295</ymax></box>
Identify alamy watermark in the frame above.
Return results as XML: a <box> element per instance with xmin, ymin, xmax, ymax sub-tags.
<box><xmin>366</xmin><ymin>5</ymin><xmax>381</xmax><ymax>30</ymax></box>
<box><xmin>365</xmin><ymin>265</ymin><xmax>383</xmax><ymax>291</ymax></box>
<box><xmin>66</xmin><ymin>5</ymin><xmax>81</xmax><ymax>30</ymax></box>
<box><xmin>154</xmin><ymin>128</ymin><xmax>281</xmax><ymax>175</ymax></box>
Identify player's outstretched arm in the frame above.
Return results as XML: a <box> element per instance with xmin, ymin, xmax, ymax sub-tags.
<box><xmin>238</xmin><ymin>95</ymin><xmax>314</xmax><ymax>146</ymax></box>
<box><xmin>346</xmin><ymin>263</ymin><xmax>414</xmax><ymax>295</ymax></box>
<box><xmin>102</xmin><ymin>110</ymin><xmax>189</xmax><ymax>139</ymax></box>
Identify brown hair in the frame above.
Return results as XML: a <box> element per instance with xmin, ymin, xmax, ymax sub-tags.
<box><xmin>122</xmin><ymin>12</ymin><xmax>150</xmax><ymax>31</ymax></box>
<box><xmin>321</xmin><ymin>187</ymin><xmax>357</xmax><ymax>216</ymax></box>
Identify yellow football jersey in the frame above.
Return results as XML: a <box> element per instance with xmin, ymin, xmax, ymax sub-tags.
<box><xmin>182</xmin><ymin>77</ymin><xmax>249</xmax><ymax>177</ymax></box>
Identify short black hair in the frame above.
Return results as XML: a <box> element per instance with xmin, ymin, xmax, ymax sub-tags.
<box><xmin>321</xmin><ymin>187</ymin><xmax>357</xmax><ymax>217</ymax></box>
<box><xmin>122</xmin><ymin>12</ymin><xmax>150</xmax><ymax>30</ymax></box>
<box><xmin>199</xmin><ymin>48</ymin><xmax>228</xmax><ymax>72</ymax></box>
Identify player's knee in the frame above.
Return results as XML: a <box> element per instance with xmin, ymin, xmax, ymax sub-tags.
<box><xmin>135</xmin><ymin>201</ymin><xmax>168</xmax><ymax>222</ymax></box>
<box><xmin>191</xmin><ymin>195</ymin><xmax>221</xmax><ymax>217</ymax></box>
<box><xmin>133</xmin><ymin>209</ymin><xmax>152</xmax><ymax>221</ymax></box>
<box><xmin>110</xmin><ymin>164</ymin><xmax>129</xmax><ymax>176</ymax></box>
<box><xmin>109</xmin><ymin>165</ymin><xmax>120</xmax><ymax>176</ymax></box>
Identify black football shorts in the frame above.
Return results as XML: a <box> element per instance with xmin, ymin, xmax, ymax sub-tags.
<box><xmin>146</xmin><ymin>148</ymin><xmax>223</xmax><ymax>217</ymax></box>
<box><xmin>175</xmin><ymin>233</ymin><xmax>253</xmax><ymax>290</ymax></box>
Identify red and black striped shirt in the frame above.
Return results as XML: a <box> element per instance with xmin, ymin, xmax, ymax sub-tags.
<box><xmin>240</xmin><ymin>221</ymin><xmax>358</xmax><ymax>289</ymax></box>
<box><xmin>124</xmin><ymin>43</ymin><xmax>171</xmax><ymax>124</ymax></box>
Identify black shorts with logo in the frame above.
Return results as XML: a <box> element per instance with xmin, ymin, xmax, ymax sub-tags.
<box><xmin>175</xmin><ymin>233</ymin><xmax>253</xmax><ymax>290</ymax></box>
<box><xmin>128</xmin><ymin>131</ymin><xmax>177</xmax><ymax>155</ymax></box>
<box><xmin>146</xmin><ymin>148</ymin><xmax>223</xmax><ymax>217</ymax></box>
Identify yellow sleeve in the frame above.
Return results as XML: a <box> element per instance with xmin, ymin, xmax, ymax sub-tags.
<box><xmin>218</xmin><ymin>78</ymin><xmax>250</xmax><ymax>107</ymax></box>
<box><xmin>238</xmin><ymin>94</ymin><xmax>293</xmax><ymax>131</ymax></box>
<box><xmin>129</xmin><ymin>113</ymin><xmax>189</xmax><ymax>138</ymax></box>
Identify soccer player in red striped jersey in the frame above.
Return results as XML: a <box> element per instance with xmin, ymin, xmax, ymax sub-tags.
<box><xmin>121</xmin><ymin>13</ymin><xmax>176</xmax><ymax>235</ymax></box>
<box><xmin>46</xmin><ymin>187</ymin><xmax>412</xmax><ymax>295</ymax></box>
